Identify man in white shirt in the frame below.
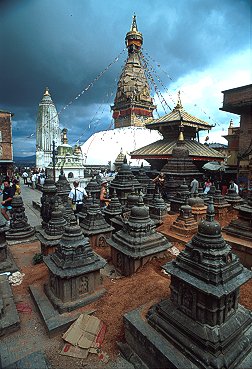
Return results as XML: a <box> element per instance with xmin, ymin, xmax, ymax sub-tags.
<box><xmin>229</xmin><ymin>180</ymin><xmax>239</xmax><ymax>194</ymax></box>
<box><xmin>68</xmin><ymin>181</ymin><xmax>87</xmax><ymax>214</ymax></box>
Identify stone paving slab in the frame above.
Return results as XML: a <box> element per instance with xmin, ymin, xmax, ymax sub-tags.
<box><xmin>29</xmin><ymin>284</ymin><xmax>79</xmax><ymax>338</ymax></box>
<box><xmin>0</xmin><ymin>276</ymin><xmax>20</xmax><ymax>338</ymax></box>
<box><xmin>4</xmin><ymin>351</ymin><xmax>50</xmax><ymax>369</ymax></box>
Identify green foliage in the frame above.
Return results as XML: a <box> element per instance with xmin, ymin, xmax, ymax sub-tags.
<box><xmin>32</xmin><ymin>253</ymin><xmax>43</xmax><ymax>265</ymax></box>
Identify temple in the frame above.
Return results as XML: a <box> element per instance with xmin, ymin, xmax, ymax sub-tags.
<box><xmin>111</xmin><ymin>15</ymin><xmax>155</xmax><ymax>128</ymax></box>
<box><xmin>131</xmin><ymin>92</ymin><xmax>224</xmax><ymax>172</ymax></box>
<box><xmin>36</xmin><ymin>87</ymin><xmax>61</xmax><ymax>169</ymax></box>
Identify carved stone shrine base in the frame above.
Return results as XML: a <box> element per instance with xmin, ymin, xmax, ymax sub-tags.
<box><xmin>36</xmin><ymin>231</ymin><xmax>61</xmax><ymax>256</ymax></box>
<box><xmin>44</xmin><ymin>270</ymin><xmax>105</xmax><ymax>314</ymax></box>
<box><xmin>111</xmin><ymin>247</ymin><xmax>166</xmax><ymax>277</ymax></box>
<box><xmin>88</xmin><ymin>231</ymin><xmax>112</xmax><ymax>248</ymax></box>
<box><xmin>0</xmin><ymin>245</ymin><xmax>18</xmax><ymax>273</ymax></box>
<box><xmin>170</xmin><ymin>219</ymin><xmax>198</xmax><ymax>237</ymax></box>
<box><xmin>191</xmin><ymin>207</ymin><xmax>207</xmax><ymax>222</ymax></box>
<box><xmin>214</xmin><ymin>205</ymin><xmax>230</xmax><ymax>221</ymax></box>
<box><xmin>122</xmin><ymin>301</ymin><xmax>252</xmax><ymax>369</ymax></box>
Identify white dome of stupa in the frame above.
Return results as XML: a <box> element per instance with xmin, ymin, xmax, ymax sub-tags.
<box><xmin>81</xmin><ymin>126</ymin><xmax>162</xmax><ymax>167</ymax></box>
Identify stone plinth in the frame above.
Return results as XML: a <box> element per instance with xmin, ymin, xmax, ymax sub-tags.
<box><xmin>43</xmin><ymin>220</ymin><xmax>106</xmax><ymax>313</ymax></box>
<box><xmin>188</xmin><ymin>193</ymin><xmax>207</xmax><ymax>221</ymax></box>
<box><xmin>79</xmin><ymin>203</ymin><xmax>114</xmax><ymax>248</ymax></box>
<box><xmin>41</xmin><ymin>177</ymin><xmax>57</xmax><ymax>228</ymax></box>
<box><xmin>108</xmin><ymin>196</ymin><xmax>171</xmax><ymax>276</ymax></box>
<box><xmin>6</xmin><ymin>196</ymin><xmax>35</xmax><ymax>241</ymax></box>
<box><xmin>109</xmin><ymin>157</ymin><xmax>142</xmax><ymax>206</ymax></box>
<box><xmin>123</xmin><ymin>199</ymin><xmax>252</xmax><ymax>369</ymax></box>
<box><xmin>225</xmin><ymin>188</ymin><xmax>244</xmax><ymax>207</ymax></box>
<box><xmin>0</xmin><ymin>218</ymin><xmax>18</xmax><ymax>273</ymax></box>
<box><xmin>170</xmin><ymin>201</ymin><xmax>198</xmax><ymax>237</ymax></box>
<box><xmin>36</xmin><ymin>209</ymin><xmax>67</xmax><ymax>255</ymax></box>
<box><xmin>0</xmin><ymin>275</ymin><xmax>20</xmax><ymax>336</ymax></box>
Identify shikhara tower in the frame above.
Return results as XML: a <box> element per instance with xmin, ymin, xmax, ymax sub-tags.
<box><xmin>36</xmin><ymin>87</ymin><xmax>61</xmax><ymax>169</ymax></box>
<box><xmin>111</xmin><ymin>15</ymin><xmax>156</xmax><ymax>128</ymax></box>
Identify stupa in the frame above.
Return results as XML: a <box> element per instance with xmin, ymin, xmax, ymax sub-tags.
<box><xmin>109</xmin><ymin>157</ymin><xmax>142</xmax><ymax>206</ymax></box>
<box><xmin>212</xmin><ymin>188</ymin><xmax>231</xmax><ymax>219</ymax></box>
<box><xmin>149</xmin><ymin>189</ymin><xmax>168</xmax><ymax>225</ymax></box>
<box><xmin>43</xmin><ymin>219</ymin><xmax>106</xmax><ymax>313</ymax></box>
<box><xmin>79</xmin><ymin>202</ymin><xmax>114</xmax><ymax>248</ymax></box>
<box><xmin>143</xmin><ymin>181</ymin><xmax>156</xmax><ymax>206</ymax></box>
<box><xmin>165</xmin><ymin>175</ymin><xmax>178</xmax><ymax>198</ymax></box>
<box><xmin>170</xmin><ymin>199</ymin><xmax>198</xmax><ymax>237</ymax></box>
<box><xmin>36</xmin><ymin>207</ymin><xmax>67</xmax><ymax>256</ymax></box>
<box><xmin>40</xmin><ymin>176</ymin><xmax>57</xmax><ymax>228</ymax></box>
<box><xmin>170</xmin><ymin>178</ymin><xmax>190</xmax><ymax>213</ymax></box>
<box><xmin>85</xmin><ymin>176</ymin><xmax>101</xmax><ymax>204</ymax></box>
<box><xmin>108</xmin><ymin>195</ymin><xmax>171</xmax><ymax>276</ymax></box>
<box><xmin>103</xmin><ymin>189</ymin><xmax>123</xmax><ymax>225</ymax></box>
<box><xmin>6</xmin><ymin>196</ymin><xmax>35</xmax><ymax>241</ymax></box>
<box><xmin>135</xmin><ymin>163</ymin><xmax>151</xmax><ymax>194</ymax></box>
<box><xmin>188</xmin><ymin>192</ymin><xmax>207</xmax><ymax>221</ymax></box>
<box><xmin>55</xmin><ymin>169</ymin><xmax>74</xmax><ymax>224</ymax></box>
<box><xmin>225</xmin><ymin>187</ymin><xmax>244</xmax><ymax>207</ymax></box>
<box><xmin>123</xmin><ymin>198</ymin><xmax>252</xmax><ymax>368</ymax></box>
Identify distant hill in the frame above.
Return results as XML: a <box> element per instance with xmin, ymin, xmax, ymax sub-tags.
<box><xmin>13</xmin><ymin>155</ymin><xmax>36</xmax><ymax>166</ymax></box>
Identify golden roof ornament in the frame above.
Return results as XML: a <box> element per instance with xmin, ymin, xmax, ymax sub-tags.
<box><xmin>131</xmin><ymin>13</ymin><xmax>138</xmax><ymax>32</ymax></box>
<box><xmin>178</xmin><ymin>125</ymin><xmax>184</xmax><ymax>141</ymax></box>
<box><xmin>229</xmin><ymin>119</ymin><xmax>234</xmax><ymax>128</ymax></box>
<box><xmin>44</xmin><ymin>87</ymin><xmax>50</xmax><ymax>96</ymax></box>
<box><xmin>61</xmin><ymin>128</ymin><xmax>68</xmax><ymax>144</ymax></box>
<box><xmin>174</xmin><ymin>91</ymin><xmax>183</xmax><ymax>110</ymax></box>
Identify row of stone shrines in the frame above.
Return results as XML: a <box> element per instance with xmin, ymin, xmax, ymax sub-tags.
<box><xmin>1</xmin><ymin>162</ymin><xmax>252</xmax><ymax>367</ymax></box>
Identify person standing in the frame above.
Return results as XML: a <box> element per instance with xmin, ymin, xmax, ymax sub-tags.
<box><xmin>204</xmin><ymin>178</ymin><xmax>212</xmax><ymax>194</ymax></box>
<box><xmin>229</xmin><ymin>179</ymin><xmax>239</xmax><ymax>194</ymax></box>
<box><xmin>190</xmin><ymin>178</ymin><xmax>199</xmax><ymax>194</ymax></box>
<box><xmin>68</xmin><ymin>181</ymin><xmax>87</xmax><ymax>214</ymax></box>
<box><xmin>100</xmin><ymin>180</ymin><xmax>111</xmax><ymax>208</ymax></box>
<box><xmin>1</xmin><ymin>181</ymin><xmax>15</xmax><ymax>225</ymax></box>
<box><xmin>22</xmin><ymin>171</ymin><xmax>28</xmax><ymax>184</ymax></box>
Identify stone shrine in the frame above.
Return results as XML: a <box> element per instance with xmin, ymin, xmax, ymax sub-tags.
<box><xmin>55</xmin><ymin>170</ymin><xmax>74</xmax><ymax>224</ymax></box>
<box><xmin>148</xmin><ymin>189</ymin><xmax>168</xmax><ymax>225</ymax></box>
<box><xmin>165</xmin><ymin>175</ymin><xmax>178</xmax><ymax>199</ymax></box>
<box><xmin>123</xmin><ymin>198</ymin><xmax>252</xmax><ymax>369</ymax></box>
<box><xmin>212</xmin><ymin>188</ymin><xmax>231</xmax><ymax>220</ymax></box>
<box><xmin>143</xmin><ymin>181</ymin><xmax>156</xmax><ymax>206</ymax></box>
<box><xmin>41</xmin><ymin>177</ymin><xmax>57</xmax><ymax>228</ymax></box>
<box><xmin>223</xmin><ymin>191</ymin><xmax>252</xmax><ymax>242</ymax></box>
<box><xmin>135</xmin><ymin>163</ymin><xmax>151</xmax><ymax>194</ymax></box>
<box><xmin>36</xmin><ymin>207</ymin><xmax>67</xmax><ymax>255</ymax></box>
<box><xmin>108</xmin><ymin>195</ymin><xmax>171</xmax><ymax>276</ymax></box>
<box><xmin>0</xmin><ymin>217</ymin><xmax>17</xmax><ymax>273</ymax></box>
<box><xmin>109</xmin><ymin>157</ymin><xmax>142</xmax><ymax>206</ymax></box>
<box><xmin>170</xmin><ymin>178</ymin><xmax>190</xmax><ymax>213</ymax></box>
<box><xmin>170</xmin><ymin>199</ymin><xmax>198</xmax><ymax>237</ymax></box>
<box><xmin>103</xmin><ymin>189</ymin><xmax>123</xmax><ymax>225</ymax></box>
<box><xmin>79</xmin><ymin>202</ymin><xmax>114</xmax><ymax>248</ymax></box>
<box><xmin>43</xmin><ymin>219</ymin><xmax>106</xmax><ymax>313</ymax></box>
<box><xmin>6</xmin><ymin>196</ymin><xmax>35</xmax><ymax>241</ymax></box>
<box><xmin>85</xmin><ymin>176</ymin><xmax>101</xmax><ymax>204</ymax></box>
<box><xmin>188</xmin><ymin>192</ymin><xmax>207</xmax><ymax>221</ymax></box>
<box><xmin>225</xmin><ymin>187</ymin><xmax>244</xmax><ymax>207</ymax></box>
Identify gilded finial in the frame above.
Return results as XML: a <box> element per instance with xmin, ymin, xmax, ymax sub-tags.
<box><xmin>44</xmin><ymin>87</ymin><xmax>50</xmax><ymax>96</ymax></box>
<box><xmin>131</xmin><ymin>13</ymin><xmax>138</xmax><ymax>32</ymax></box>
<box><xmin>174</xmin><ymin>91</ymin><xmax>183</xmax><ymax>110</ymax></box>
<box><xmin>229</xmin><ymin>119</ymin><xmax>233</xmax><ymax>128</ymax></box>
<box><xmin>178</xmin><ymin>124</ymin><xmax>184</xmax><ymax>141</ymax></box>
<box><xmin>61</xmin><ymin>128</ymin><xmax>68</xmax><ymax>144</ymax></box>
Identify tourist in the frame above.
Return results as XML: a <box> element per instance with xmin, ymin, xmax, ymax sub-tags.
<box><xmin>31</xmin><ymin>172</ymin><xmax>37</xmax><ymax>189</ymax></box>
<box><xmin>22</xmin><ymin>171</ymin><xmax>29</xmax><ymax>184</ymax></box>
<box><xmin>68</xmin><ymin>180</ymin><xmax>87</xmax><ymax>214</ymax></box>
<box><xmin>12</xmin><ymin>179</ymin><xmax>21</xmax><ymax>195</ymax></box>
<box><xmin>100</xmin><ymin>180</ymin><xmax>111</xmax><ymax>208</ymax></box>
<box><xmin>153</xmin><ymin>172</ymin><xmax>165</xmax><ymax>190</ymax></box>
<box><xmin>1</xmin><ymin>181</ymin><xmax>15</xmax><ymax>225</ymax></box>
<box><xmin>229</xmin><ymin>179</ymin><xmax>239</xmax><ymax>194</ymax></box>
<box><xmin>203</xmin><ymin>178</ymin><xmax>212</xmax><ymax>194</ymax></box>
<box><xmin>190</xmin><ymin>178</ymin><xmax>199</xmax><ymax>194</ymax></box>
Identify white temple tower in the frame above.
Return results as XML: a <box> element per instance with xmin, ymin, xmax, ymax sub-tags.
<box><xmin>36</xmin><ymin>87</ymin><xmax>61</xmax><ymax>169</ymax></box>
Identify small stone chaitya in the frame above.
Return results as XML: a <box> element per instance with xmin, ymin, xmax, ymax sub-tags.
<box><xmin>108</xmin><ymin>195</ymin><xmax>171</xmax><ymax>276</ymax></box>
<box><xmin>170</xmin><ymin>199</ymin><xmax>198</xmax><ymax>237</ymax></box>
<box><xmin>44</xmin><ymin>219</ymin><xmax>106</xmax><ymax>313</ymax></box>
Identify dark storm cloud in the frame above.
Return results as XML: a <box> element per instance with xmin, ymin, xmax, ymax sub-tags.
<box><xmin>0</xmin><ymin>0</ymin><xmax>251</xmax><ymax>155</ymax></box>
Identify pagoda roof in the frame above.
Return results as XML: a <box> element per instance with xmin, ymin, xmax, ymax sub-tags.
<box><xmin>146</xmin><ymin>97</ymin><xmax>213</xmax><ymax>131</ymax></box>
<box><xmin>131</xmin><ymin>139</ymin><xmax>224</xmax><ymax>161</ymax></box>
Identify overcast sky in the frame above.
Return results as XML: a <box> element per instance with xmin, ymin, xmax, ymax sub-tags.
<box><xmin>0</xmin><ymin>0</ymin><xmax>251</xmax><ymax>156</ymax></box>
